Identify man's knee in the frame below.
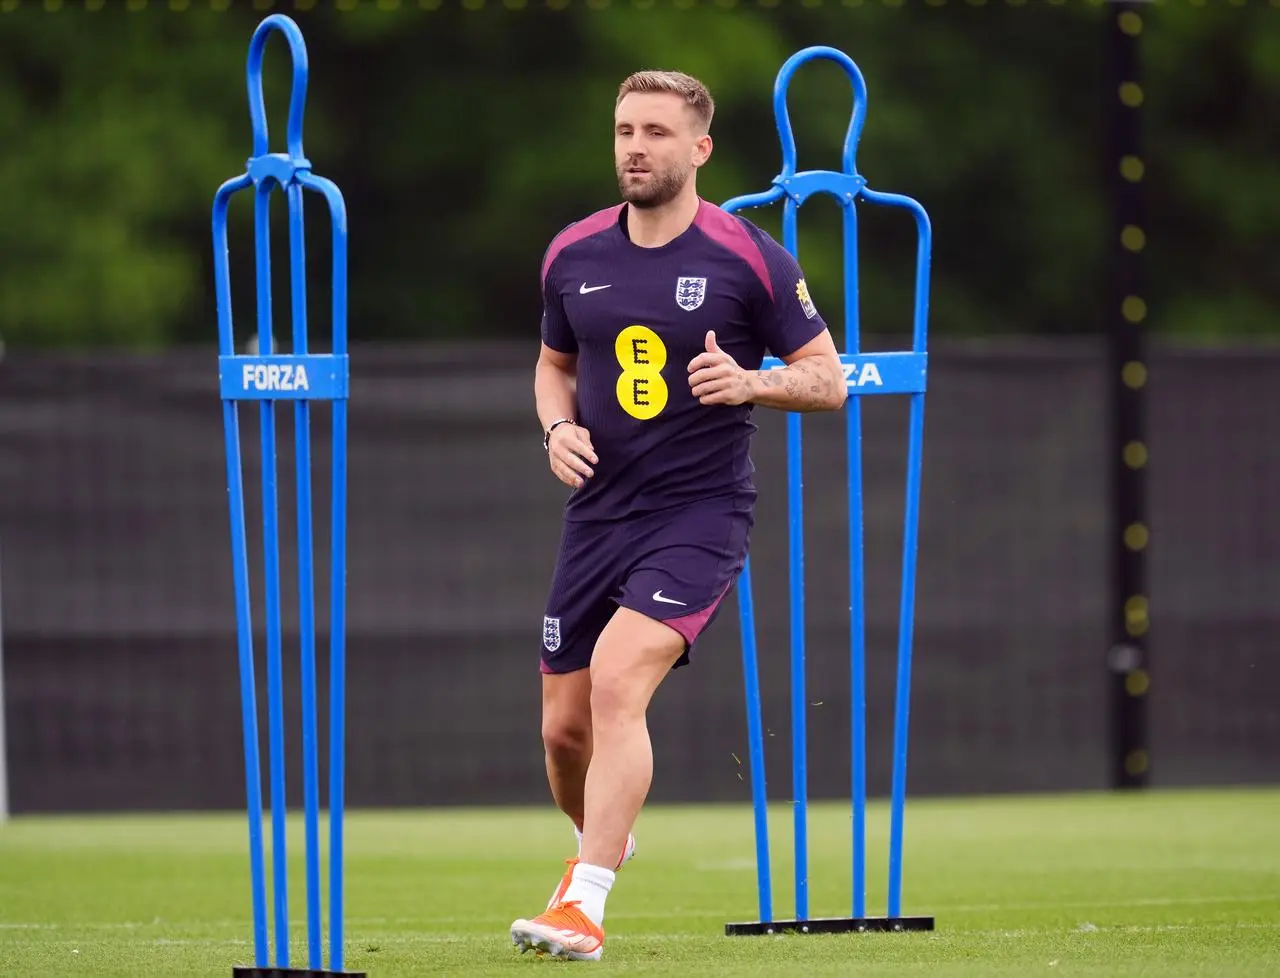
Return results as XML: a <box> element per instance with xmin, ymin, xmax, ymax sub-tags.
<box><xmin>588</xmin><ymin>669</ymin><xmax>641</xmax><ymax>724</ymax></box>
<box><xmin>542</xmin><ymin>711</ymin><xmax>591</xmax><ymax>759</ymax></box>
<box><xmin>542</xmin><ymin>667</ymin><xmax>593</xmax><ymax>759</ymax></box>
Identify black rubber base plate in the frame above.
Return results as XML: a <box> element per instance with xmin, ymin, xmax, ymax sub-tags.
<box><xmin>725</xmin><ymin>915</ymin><xmax>936</xmax><ymax>936</ymax></box>
<box><xmin>233</xmin><ymin>969</ymin><xmax>367</xmax><ymax>977</ymax></box>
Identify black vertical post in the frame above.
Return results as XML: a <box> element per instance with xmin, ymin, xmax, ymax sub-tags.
<box><xmin>1105</xmin><ymin>1</ymin><xmax>1150</xmax><ymax>790</ymax></box>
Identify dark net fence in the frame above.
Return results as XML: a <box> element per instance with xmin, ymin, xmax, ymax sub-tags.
<box><xmin>1</xmin><ymin>339</ymin><xmax>1276</xmax><ymax>814</ymax></box>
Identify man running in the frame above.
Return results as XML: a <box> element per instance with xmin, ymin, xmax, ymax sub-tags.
<box><xmin>511</xmin><ymin>68</ymin><xmax>845</xmax><ymax>962</ymax></box>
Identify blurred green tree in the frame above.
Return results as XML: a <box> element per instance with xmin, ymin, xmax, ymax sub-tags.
<box><xmin>0</xmin><ymin>2</ymin><xmax>1271</xmax><ymax>349</ymax></box>
<box><xmin>0</xmin><ymin>9</ymin><xmax>266</xmax><ymax>348</ymax></box>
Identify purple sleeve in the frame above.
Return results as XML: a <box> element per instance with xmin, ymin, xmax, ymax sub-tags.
<box><xmin>752</xmin><ymin>234</ymin><xmax>828</xmax><ymax>359</ymax></box>
<box><xmin>540</xmin><ymin>252</ymin><xmax>577</xmax><ymax>354</ymax></box>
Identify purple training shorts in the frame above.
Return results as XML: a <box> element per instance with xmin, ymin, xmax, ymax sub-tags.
<box><xmin>539</xmin><ymin>496</ymin><xmax>752</xmax><ymax>674</ymax></box>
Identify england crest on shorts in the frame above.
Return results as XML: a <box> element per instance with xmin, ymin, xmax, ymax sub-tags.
<box><xmin>675</xmin><ymin>276</ymin><xmax>707</xmax><ymax>312</ymax></box>
<box><xmin>542</xmin><ymin>615</ymin><xmax>561</xmax><ymax>652</ymax></box>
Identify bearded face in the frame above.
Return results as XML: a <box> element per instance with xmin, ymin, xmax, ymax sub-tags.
<box><xmin>613</xmin><ymin>92</ymin><xmax>710</xmax><ymax>210</ymax></box>
<box><xmin>615</xmin><ymin>154</ymin><xmax>691</xmax><ymax>209</ymax></box>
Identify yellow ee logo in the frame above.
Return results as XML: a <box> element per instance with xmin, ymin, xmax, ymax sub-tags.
<box><xmin>614</xmin><ymin>325</ymin><xmax>668</xmax><ymax>420</ymax></box>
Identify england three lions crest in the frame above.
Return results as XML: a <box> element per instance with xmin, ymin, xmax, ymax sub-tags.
<box><xmin>676</xmin><ymin>277</ymin><xmax>707</xmax><ymax>312</ymax></box>
<box><xmin>543</xmin><ymin>616</ymin><xmax>561</xmax><ymax>652</ymax></box>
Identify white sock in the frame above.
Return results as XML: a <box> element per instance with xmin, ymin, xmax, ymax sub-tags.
<box><xmin>574</xmin><ymin>824</ymin><xmax>583</xmax><ymax>856</ymax></box>
<box><xmin>561</xmin><ymin>861</ymin><xmax>614</xmax><ymax>926</ymax></box>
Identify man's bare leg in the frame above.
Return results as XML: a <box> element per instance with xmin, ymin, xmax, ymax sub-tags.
<box><xmin>541</xmin><ymin>669</ymin><xmax>593</xmax><ymax>832</ymax></box>
<box><xmin>539</xmin><ymin>667</ymin><xmax>636</xmax><ymax>912</ymax></box>
<box><xmin>565</xmin><ymin>608</ymin><xmax>685</xmax><ymax>922</ymax></box>
<box><xmin>511</xmin><ymin>608</ymin><xmax>681</xmax><ymax>957</ymax></box>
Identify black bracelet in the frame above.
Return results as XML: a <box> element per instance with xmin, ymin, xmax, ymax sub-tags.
<box><xmin>543</xmin><ymin>417</ymin><xmax>575</xmax><ymax>451</ymax></box>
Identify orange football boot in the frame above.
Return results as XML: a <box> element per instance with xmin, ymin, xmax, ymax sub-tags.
<box><xmin>511</xmin><ymin>900</ymin><xmax>605</xmax><ymax>961</ymax></box>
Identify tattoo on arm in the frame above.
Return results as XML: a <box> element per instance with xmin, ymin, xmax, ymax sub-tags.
<box><xmin>754</xmin><ymin>356</ymin><xmax>842</xmax><ymax>410</ymax></box>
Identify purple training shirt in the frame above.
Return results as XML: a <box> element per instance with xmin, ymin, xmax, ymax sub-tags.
<box><xmin>540</xmin><ymin>198</ymin><xmax>828</xmax><ymax>522</ymax></box>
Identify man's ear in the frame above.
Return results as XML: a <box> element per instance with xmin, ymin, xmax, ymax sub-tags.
<box><xmin>693</xmin><ymin>133</ymin><xmax>713</xmax><ymax>168</ymax></box>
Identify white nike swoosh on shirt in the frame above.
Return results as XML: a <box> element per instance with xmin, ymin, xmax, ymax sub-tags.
<box><xmin>653</xmin><ymin>591</ymin><xmax>687</xmax><ymax>606</ymax></box>
<box><xmin>579</xmin><ymin>283</ymin><xmax>611</xmax><ymax>294</ymax></box>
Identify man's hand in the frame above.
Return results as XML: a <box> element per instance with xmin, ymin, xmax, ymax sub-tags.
<box><xmin>687</xmin><ymin>331</ymin><xmax>754</xmax><ymax>406</ymax></box>
<box><xmin>547</xmin><ymin>422</ymin><xmax>598</xmax><ymax>490</ymax></box>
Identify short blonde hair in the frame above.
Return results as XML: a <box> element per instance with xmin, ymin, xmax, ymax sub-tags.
<box><xmin>616</xmin><ymin>70</ymin><xmax>715</xmax><ymax>132</ymax></box>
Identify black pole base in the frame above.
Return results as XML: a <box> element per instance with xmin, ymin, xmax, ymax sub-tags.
<box><xmin>233</xmin><ymin>969</ymin><xmax>367</xmax><ymax>977</ymax></box>
<box><xmin>725</xmin><ymin>915</ymin><xmax>936</xmax><ymax>936</ymax></box>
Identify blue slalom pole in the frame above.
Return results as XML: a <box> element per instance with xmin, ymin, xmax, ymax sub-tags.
<box><xmin>723</xmin><ymin>44</ymin><xmax>934</xmax><ymax>938</ymax></box>
<box><xmin>734</xmin><ymin>558</ymin><xmax>773</xmax><ymax>924</ymax></box>
<box><xmin>216</xmin><ymin>14</ymin><xmax>356</xmax><ymax>977</ymax></box>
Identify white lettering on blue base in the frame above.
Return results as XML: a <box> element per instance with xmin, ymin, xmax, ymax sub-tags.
<box><xmin>242</xmin><ymin>362</ymin><xmax>311</xmax><ymax>393</ymax></box>
<box><xmin>842</xmin><ymin>362</ymin><xmax>883</xmax><ymax>388</ymax></box>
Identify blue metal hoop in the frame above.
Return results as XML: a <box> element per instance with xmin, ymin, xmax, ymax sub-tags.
<box><xmin>247</xmin><ymin>14</ymin><xmax>309</xmax><ymax>163</ymax></box>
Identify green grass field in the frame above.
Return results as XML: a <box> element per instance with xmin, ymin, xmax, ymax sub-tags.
<box><xmin>1</xmin><ymin>788</ymin><xmax>1277</xmax><ymax>976</ymax></box>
